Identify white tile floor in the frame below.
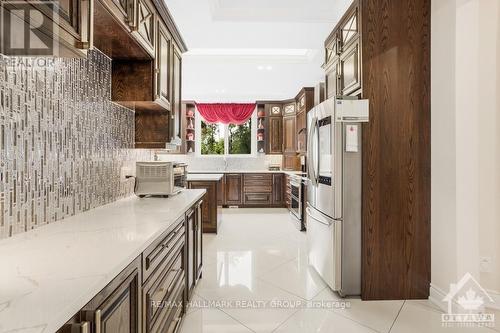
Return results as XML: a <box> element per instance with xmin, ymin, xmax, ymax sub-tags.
<box><xmin>179</xmin><ymin>208</ymin><xmax>497</xmax><ymax>333</ymax></box>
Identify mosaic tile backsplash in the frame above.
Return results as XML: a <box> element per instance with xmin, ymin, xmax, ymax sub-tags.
<box><xmin>0</xmin><ymin>49</ymin><xmax>147</xmax><ymax>239</ymax></box>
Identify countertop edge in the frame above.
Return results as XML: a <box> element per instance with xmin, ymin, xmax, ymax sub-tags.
<box><xmin>0</xmin><ymin>189</ymin><xmax>206</xmax><ymax>333</ymax></box>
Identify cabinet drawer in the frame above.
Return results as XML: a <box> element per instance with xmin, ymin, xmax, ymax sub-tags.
<box><xmin>244</xmin><ymin>174</ymin><xmax>272</xmax><ymax>182</ymax></box>
<box><xmin>244</xmin><ymin>179</ymin><xmax>272</xmax><ymax>187</ymax></box>
<box><xmin>244</xmin><ymin>193</ymin><xmax>272</xmax><ymax>205</ymax></box>
<box><xmin>143</xmin><ymin>218</ymin><xmax>185</xmax><ymax>281</ymax></box>
<box><xmin>144</xmin><ymin>251</ymin><xmax>185</xmax><ymax>333</ymax></box>
<box><xmin>243</xmin><ymin>186</ymin><xmax>272</xmax><ymax>193</ymax></box>
<box><xmin>164</xmin><ymin>288</ymin><xmax>184</xmax><ymax>333</ymax></box>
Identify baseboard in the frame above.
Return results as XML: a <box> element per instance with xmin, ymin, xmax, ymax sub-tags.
<box><xmin>430</xmin><ymin>284</ymin><xmax>500</xmax><ymax>311</ymax></box>
<box><xmin>429</xmin><ymin>284</ymin><xmax>449</xmax><ymax>312</ymax></box>
<box><xmin>486</xmin><ymin>289</ymin><xmax>500</xmax><ymax>310</ymax></box>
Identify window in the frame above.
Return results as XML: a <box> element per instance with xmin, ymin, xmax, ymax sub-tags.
<box><xmin>228</xmin><ymin>121</ymin><xmax>252</xmax><ymax>154</ymax></box>
<box><xmin>200</xmin><ymin>117</ymin><xmax>254</xmax><ymax>155</ymax></box>
<box><xmin>201</xmin><ymin>122</ymin><xmax>225</xmax><ymax>155</ymax></box>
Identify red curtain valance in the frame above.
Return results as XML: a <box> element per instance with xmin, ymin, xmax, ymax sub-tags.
<box><xmin>196</xmin><ymin>103</ymin><xmax>256</xmax><ymax>125</ymax></box>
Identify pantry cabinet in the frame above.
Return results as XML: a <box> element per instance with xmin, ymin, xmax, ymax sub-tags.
<box><xmin>322</xmin><ymin>0</ymin><xmax>431</xmax><ymax>300</ymax></box>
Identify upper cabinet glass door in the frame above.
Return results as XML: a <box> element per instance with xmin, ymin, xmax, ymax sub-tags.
<box><xmin>340</xmin><ymin>7</ymin><xmax>359</xmax><ymax>51</ymax></box>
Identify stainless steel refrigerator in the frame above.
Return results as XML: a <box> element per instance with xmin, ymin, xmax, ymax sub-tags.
<box><xmin>306</xmin><ymin>97</ymin><xmax>369</xmax><ymax>297</ymax></box>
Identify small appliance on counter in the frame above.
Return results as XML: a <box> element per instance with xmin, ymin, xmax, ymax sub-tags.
<box><xmin>268</xmin><ymin>164</ymin><xmax>281</xmax><ymax>171</ymax></box>
<box><xmin>134</xmin><ymin>161</ymin><xmax>187</xmax><ymax>198</ymax></box>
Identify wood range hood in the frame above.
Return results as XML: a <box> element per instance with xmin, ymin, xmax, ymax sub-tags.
<box><xmin>93</xmin><ymin>0</ymin><xmax>180</xmax><ymax>109</ymax></box>
<box><xmin>92</xmin><ymin>0</ymin><xmax>187</xmax><ymax>148</ymax></box>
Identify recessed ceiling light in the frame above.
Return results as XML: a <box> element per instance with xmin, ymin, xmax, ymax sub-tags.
<box><xmin>266</xmin><ymin>65</ymin><xmax>273</xmax><ymax>71</ymax></box>
<box><xmin>257</xmin><ymin>65</ymin><xmax>264</xmax><ymax>70</ymax></box>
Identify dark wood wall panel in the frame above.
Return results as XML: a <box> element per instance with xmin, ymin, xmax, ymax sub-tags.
<box><xmin>360</xmin><ymin>0</ymin><xmax>431</xmax><ymax>300</ymax></box>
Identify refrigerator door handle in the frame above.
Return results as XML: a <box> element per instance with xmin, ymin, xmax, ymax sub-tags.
<box><xmin>306</xmin><ymin>207</ymin><xmax>333</xmax><ymax>226</ymax></box>
<box><xmin>315</xmin><ymin>120</ymin><xmax>320</xmax><ymax>182</ymax></box>
<box><xmin>307</xmin><ymin>117</ymin><xmax>318</xmax><ymax>186</ymax></box>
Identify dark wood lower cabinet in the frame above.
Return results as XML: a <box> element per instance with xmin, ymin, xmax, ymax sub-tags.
<box><xmin>216</xmin><ymin>177</ymin><xmax>225</xmax><ymax>206</ymax></box>
<box><xmin>186</xmin><ymin>201</ymin><xmax>203</xmax><ymax>300</ymax></box>
<box><xmin>272</xmin><ymin>174</ymin><xmax>285</xmax><ymax>206</ymax></box>
<box><xmin>58</xmin><ymin>200</ymin><xmax>203</xmax><ymax>333</ymax></box>
<box><xmin>243</xmin><ymin>192</ymin><xmax>272</xmax><ymax>206</ymax></box>
<box><xmin>188</xmin><ymin>180</ymin><xmax>220</xmax><ymax>233</ymax></box>
<box><xmin>60</xmin><ymin>257</ymin><xmax>142</xmax><ymax>333</ymax></box>
<box><xmin>224</xmin><ymin>174</ymin><xmax>243</xmax><ymax>206</ymax></box>
<box><xmin>186</xmin><ymin>207</ymin><xmax>196</xmax><ymax>298</ymax></box>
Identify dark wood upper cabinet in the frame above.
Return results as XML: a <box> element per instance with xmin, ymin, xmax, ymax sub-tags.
<box><xmin>266</xmin><ymin>104</ymin><xmax>283</xmax><ymax>117</ymax></box>
<box><xmin>296</xmin><ymin>111</ymin><xmax>306</xmax><ymax>153</ymax></box>
<box><xmin>156</xmin><ymin>21</ymin><xmax>171</xmax><ymax>107</ymax></box>
<box><xmin>340</xmin><ymin>40</ymin><xmax>361</xmax><ymax>96</ymax></box>
<box><xmin>340</xmin><ymin>5</ymin><xmax>359</xmax><ymax>51</ymax></box>
<box><xmin>224</xmin><ymin>174</ymin><xmax>243</xmax><ymax>206</ymax></box>
<box><xmin>134</xmin><ymin>0</ymin><xmax>155</xmax><ymax>54</ymax></box>
<box><xmin>283</xmin><ymin>116</ymin><xmax>296</xmax><ymax>154</ymax></box>
<box><xmin>267</xmin><ymin>116</ymin><xmax>283</xmax><ymax>154</ymax></box>
<box><xmin>325</xmin><ymin>59</ymin><xmax>340</xmax><ymax>99</ymax></box>
<box><xmin>283</xmin><ymin>102</ymin><xmax>296</xmax><ymax>116</ymax></box>
<box><xmin>112</xmin><ymin>0</ymin><xmax>136</xmax><ymax>28</ymax></box>
<box><xmin>2</xmin><ymin>0</ymin><xmax>93</xmax><ymax>57</ymax></box>
<box><xmin>283</xmin><ymin>154</ymin><xmax>300</xmax><ymax>171</ymax></box>
<box><xmin>171</xmin><ymin>47</ymin><xmax>183</xmax><ymax>141</ymax></box>
<box><xmin>295</xmin><ymin>88</ymin><xmax>314</xmax><ymax>154</ymax></box>
<box><xmin>54</xmin><ymin>0</ymin><xmax>81</xmax><ymax>37</ymax></box>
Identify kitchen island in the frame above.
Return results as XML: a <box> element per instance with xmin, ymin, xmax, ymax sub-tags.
<box><xmin>0</xmin><ymin>189</ymin><xmax>206</xmax><ymax>333</ymax></box>
<box><xmin>187</xmin><ymin>174</ymin><xmax>224</xmax><ymax>233</ymax></box>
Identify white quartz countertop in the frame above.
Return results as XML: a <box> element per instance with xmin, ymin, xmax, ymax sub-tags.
<box><xmin>187</xmin><ymin>173</ymin><xmax>224</xmax><ymax>181</ymax></box>
<box><xmin>189</xmin><ymin>170</ymin><xmax>304</xmax><ymax>176</ymax></box>
<box><xmin>0</xmin><ymin>189</ymin><xmax>206</xmax><ymax>333</ymax></box>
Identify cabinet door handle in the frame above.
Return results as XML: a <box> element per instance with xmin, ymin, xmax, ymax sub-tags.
<box><xmin>95</xmin><ymin>310</ymin><xmax>102</xmax><ymax>333</ymax></box>
<box><xmin>64</xmin><ymin>322</ymin><xmax>90</xmax><ymax>333</ymax></box>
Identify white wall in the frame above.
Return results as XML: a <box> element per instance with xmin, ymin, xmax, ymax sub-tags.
<box><xmin>165</xmin><ymin>0</ymin><xmax>354</xmax><ymax>102</ymax></box>
<box><xmin>431</xmin><ymin>0</ymin><xmax>459</xmax><ymax>296</ymax></box>
<box><xmin>431</xmin><ymin>0</ymin><xmax>500</xmax><ymax>307</ymax></box>
<box><xmin>478</xmin><ymin>0</ymin><xmax>500</xmax><ymax>294</ymax></box>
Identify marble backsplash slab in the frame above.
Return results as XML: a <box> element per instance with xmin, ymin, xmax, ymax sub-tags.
<box><xmin>150</xmin><ymin>153</ymin><xmax>283</xmax><ymax>171</ymax></box>
<box><xmin>0</xmin><ymin>50</ymin><xmax>148</xmax><ymax>239</ymax></box>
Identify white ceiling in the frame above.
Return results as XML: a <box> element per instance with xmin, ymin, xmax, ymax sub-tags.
<box><xmin>164</xmin><ymin>0</ymin><xmax>353</xmax><ymax>102</ymax></box>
